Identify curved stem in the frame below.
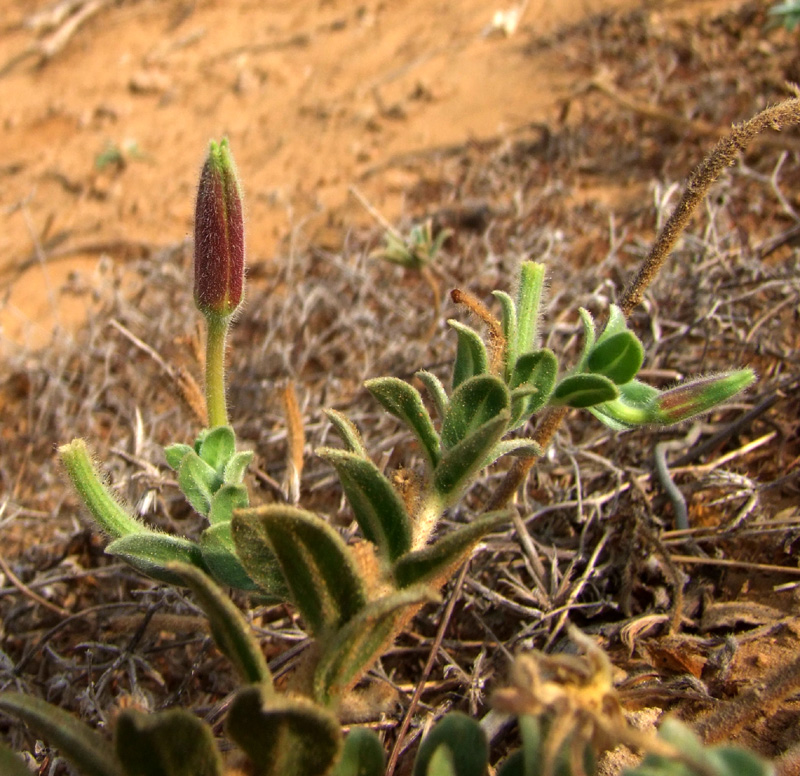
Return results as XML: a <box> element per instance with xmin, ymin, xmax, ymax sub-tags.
<box><xmin>205</xmin><ymin>314</ymin><xmax>230</xmax><ymax>428</ymax></box>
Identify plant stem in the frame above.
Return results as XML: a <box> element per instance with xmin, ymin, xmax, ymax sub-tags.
<box><xmin>205</xmin><ymin>314</ymin><xmax>230</xmax><ymax>428</ymax></box>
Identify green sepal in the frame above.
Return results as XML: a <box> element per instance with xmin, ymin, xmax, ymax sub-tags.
<box><xmin>434</xmin><ymin>412</ymin><xmax>509</xmax><ymax>507</ymax></box>
<box><xmin>198</xmin><ymin>425</ymin><xmax>236</xmax><ymax>473</ymax></box>
<box><xmin>325</xmin><ymin>409</ymin><xmax>369</xmax><ymax>458</ymax></box>
<box><xmin>449</xmin><ymin>320</ymin><xmax>489</xmax><ymax>389</ymax></box>
<box><xmin>166</xmin><ymin>561</ymin><xmax>271</xmax><ymax>686</ymax></box>
<box><xmin>208</xmin><ymin>483</ymin><xmax>249</xmax><ymax>525</ymax></box>
<box><xmin>515</xmin><ymin>262</ymin><xmax>546</xmax><ymax>355</ymax></box>
<box><xmin>550</xmin><ymin>374</ymin><xmax>619</xmax><ymax>409</ymax></box>
<box><xmin>586</xmin><ymin>330</ymin><xmax>644</xmax><ymax>385</ymax></box>
<box><xmin>333</xmin><ymin>728</ymin><xmax>385</xmax><ymax>776</ymax></box>
<box><xmin>200</xmin><ymin>521</ymin><xmax>259</xmax><ymax>590</ymax></box>
<box><xmin>164</xmin><ymin>443</ymin><xmax>193</xmax><ymax>472</ymax></box>
<box><xmin>59</xmin><ymin>439</ymin><xmax>145</xmax><ymax>540</ymax></box>
<box><xmin>0</xmin><ymin>743</ymin><xmax>32</xmax><ymax>776</ymax></box>
<box><xmin>317</xmin><ymin>448</ymin><xmax>412</xmax><ymax>562</ymax></box>
<box><xmin>492</xmin><ymin>289</ymin><xmax>518</xmax><ymax>379</ymax></box>
<box><xmin>365</xmin><ymin>377</ymin><xmax>441</xmax><ymax>469</ymax></box>
<box><xmin>314</xmin><ymin>585</ymin><xmax>437</xmax><ymax>707</ymax></box>
<box><xmin>106</xmin><ymin>533</ymin><xmax>209</xmax><ymax>585</ymax></box>
<box><xmin>232</xmin><ymin>506</ymin><xmax>367</xmax><ymax>636</ymax></box>
<box><xmin>392</xmin><ymin>511</ymin><xmax>512</xmax><ymax>588</ymax></box>
<box><xmin>224</xmin><ymin>450</ymin><xmax>254</xmax><ymax>484</ymax></box>
<box><xmin>589</xmin><ymin>379</ymin><xmax>659</xmax><ymax>430</ymax></box>
<box><xmin>416</xmin><ymin>370</ymin><xmax>449</xmax><ymax>420</ymax></box>
<box><xmin>226</xmin><ymin>686</ymin><xmax>342</xmax><ymax>776</ymax></box>
<box><xmin>115</xmin><ymin>708</ymin><xmax>223</xmax><ymax>776</ymax></box>
<box><xmin>508</xmin><ymin>348</ymin><xmax>558</xmax><ymax>426</ymax></box>
<box><xmin>0</xmin><ymin>692</ymin><xmax>121</xmax><ymax>776</ymax></box>
<box><xmin>412</xmin><ymin>712</ymin><xmax>488</xmax><ymax>776</ymax></box>
<box><xmin>177</xmin><ymin>451</ymin><xmax>220</xmax><ymax>517</ymax></box>
<box><xmin>441</xmin><ymin>375</ymin><xmax>510</xmax><ymax>450</ymax></box>
<box><xmin>229</xmin><ymin>511</ymin><xmax>290</xmax><ymax>601</ymax></box>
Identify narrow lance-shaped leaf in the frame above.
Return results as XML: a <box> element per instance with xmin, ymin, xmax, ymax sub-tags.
<box><xmin>0</xmin><ymin>692</ymin><xmax>121</xmax><ymax>776</ymax></box>
<box><xmin>508</xmin><ymin>348</ymin><xmax>558</xmax><ymax>426</ymax></box>
<box><xmin>226</xmin><ymin>686</ymin><xmax>342</xmax><ymax>776</ymax></box>
<box><xmin>228</xmin><ymin>513</ymin><xmax>289</xmax><ymax>601</ymax></box>
<box><xmin>449</xmin><ymin>319</ymin><xmax>489</xmax><ymax>389</ymax></box>
<box><xmin>412</xmin><ymin>712</ymin><xmax>488</xmax><ymax>776</ymax></box>
<box><xmin>317</xmin><ymin>448</ymin><xmax>412</xmax><ymax>562</ymax></box>
<box><xmin>314</xmin><ymin>585</ymin><xmax>437</xmax><ymax>707</ymax></box>
<box><xmin>115</xmin><ymin>708</ymin><xmax>223</xmax><ymax>776</ymax></box>
<box><xmin>166</xmin><ymin>561</ymin><xmax>271</xmax><ymax>686</ymax></box>
<box><xmin>233</xmin><ymin>506</ymin><xmax>367</xmax><ymax>636</ymax></box>
<box><xmin>416</xmin><ymin>370</ymin><xmax>449</xmax><ymax>420</ymax></box>
<box><xmin>365</xmin><ymin>377</ymin><xmax>441</xmax><ymax>469</ymax></box>
<box><xmin>492</xmin><ymin>289</ymin><xmax>518</xmax><ymax>380</ymax></box>
<box><xmin>515</xmin><ymin>262</ymin><xmax>546</xmax><ymax>355</ymax></box>
<box><xmin>550</xmin><ymin>374</ymin><xmax>619</xmax><ymax>409</ymax></box>
<box><xmin>224</xmin><ymin>449</ymin><xmax>254</xmax><ymax>484</ymax></box>
<box><xmin>200</xmin><ymin>521</ymin><xmax>259</xmax><ymax>591</ymax></box>
<box><xmin>106</xmin><ymin>533</ymin><xmax>209</xmax><ymax>585</ymax></box>
<box><xmin>324</xmin><ymin>409</ymin><xmax>369</xmax><ymax>458</ymax></box>
<box><xmin>59</xmin><ymin>439</ymin><xmax>145</xmax><ymax>540</ymax></box>
<box><xmin>178</xmin><ymin>450</ymin><xmax>220</xmax><ymax>517</ymax></box>
<box><xmin>393</xmin><ymin>511</ymin><xmax>512</xmax><ymax>589</ymax></box>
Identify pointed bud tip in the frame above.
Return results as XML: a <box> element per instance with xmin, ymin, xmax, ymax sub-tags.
<box><xmin>194</xmin><ymin>137</ymin><xmax>245</xmax><ymax>319</ymax></box>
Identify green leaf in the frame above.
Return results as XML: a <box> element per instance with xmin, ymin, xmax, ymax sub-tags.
<box><xmin>576</xmin><ymin>308</ymin><xmax>596</xmax><ymax>367</ymax></box>
<box><xmin>434</xmin><ymin>413</ymin><xmax>509</xmax><ymax>506</ymax></box>
<box><xmin>550</xmin><ymin>374</ymin><xmax>619</xmax><ymax>409</ymax></box>
<box><xmin>229</xmin><ymin>511</ymin><xmax>291</xmax><ymax>601</ymax></box>
<box><xmin>115</xmin><ymin>708</ymin><xmax>222</xmax><ymax>776</ymax></box>
<box><xmin>441</xmin><ymin>375</ymin><xmax>510</xmax><ymax>450</ymax></box>
<box><xmin>413</xmin><ymin>712</ymin><xmax>488</xmax><ymax>776</ymax></box>
<box><xmin>509</xmin><ymin>348</ymin><xmax>558</xmax><ymax>426</ymax></box>
<box><xmin>0</xmin><ymin>743</ymin><xmax>32</xmax><ymax>776</ymax></box>
<box><xmin>492</xmin><ymin>289</ymin><xmax>518</xmax><ymax>379</ymax></box>
<box><xmin>317</xmin><ymin>448</ymin><xmax>412</xmax><ymax>562</ymax></box>
<box><xmin>365</xmin><ymin>377</ymin><xmax>441</xmax><ymax>469</ymax></box>
<box><xmin>314</xmin><ymin>586</ymin><xmax>437</xmax><ymax>707</ymax></box>
<box><xmin>416</xmin><ymin>370</ymin><xmax>449</xmax><ymax>420</ymax></box>
<box><xmin>208</xmin><ymin>483</ymin><xmax>249</xmax><ymax>525</ymax></box>
<box><xmin>226</xmin><ymin>686</ymin><xmax>341</xmax><ymax>776</ymax></box>
<box><xmin>177</xmin><ymin>451</ymin><xmax>220</xmax><ymax>517</ymax></box>
<box><xmin>200</xmin><ymin>522</ymin><xmax>258</xmax><ymax>590</ymax></box>
<box><xmin>106</xmin><ymin>533</ymin><xmax>209</xmax><ymax>585</ymax></box>
<box><xmin>515</xmin><ymin>262</ymin><xmax>546</xmax><ymax>355</ymax></box>
<box><xmin>198</xmin><ymin>426</ymin><xmax>236</xmax><ymax>473</ymax></box>
<box><xmin>233</xmin><ymin>506</ymin><xmax>367</xmax><ymax>636</ymax></box>
<box><xmin>0</xmin><ymin>692</ymin><xmax>121</xmax><ymax>776</ymax></box>
<box><xmin>333</xmin><ymin>728</ymin><xmax>385</xmax><ymax>776</ymax></box>
<box><xmin>393</xmin><ymin>511</ymin><xmax>511</xmax><ymax>588</ymax></box>
<box><xmin>164</xmin><ymin>443</ymin><xmax>193</xmax><ymax>471</ymax></box>
<box><xmin>597</xmin><ymin>303</ymin><xmax>627</xmax><ymax>341</ymax></box>
<box><xmin>166</xmin><ymin>561</ymin><xmax>271</xmax><ymax>686</ymax></box>
<box><xmin>224</xmin><ymin>450</ymin><xmax>254</xmax><ymax>484</ymax></box>
<box><xmin>485</xmin><ymin>438</ymin><xmax>543</xmax><ymax>465</ymax></box>
<box><xmin>586</xmin><ymin>330</ymin><xmax>644</xmax><ymax>385</ymax></box>
<box><xmin>449</xmin><ymin>320</ymin><xmax>489</xmax><ymax>389</ymax></box>
<box><xmin>325</xmin><ymin>409</ymin><xmax>369</xmax><ymax>458</ymax></box>
<box><xmin>59</xmin><ymin>439</ymin><xmax>145</xmax><ymax>540</ymax></box>
<box><xmin>427</xmin><ymin>747</ymin><xmax>457</xmax><ymax>776</ymax></box>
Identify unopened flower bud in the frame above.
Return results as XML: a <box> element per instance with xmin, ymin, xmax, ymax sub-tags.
<box><xmin>194</xmin><ymin>139</ymin><xmax>244</xmax><ymax>318</ymax></box>
<box><xmin>648</xmin><ymin>369</ymin><xmax>755</xmax><ymax>424</ymax></box>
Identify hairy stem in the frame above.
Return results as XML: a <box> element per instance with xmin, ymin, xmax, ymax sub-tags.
<box><xmin>205</xmin><ymin>314</ymin><xmax>230</xmax><ymax>428</ymax></box>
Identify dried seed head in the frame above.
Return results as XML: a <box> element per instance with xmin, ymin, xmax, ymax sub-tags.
<box><xmin>194</xmin><ymin>138</ymin><xmax>244</xmax><ymax>318</ymax></box>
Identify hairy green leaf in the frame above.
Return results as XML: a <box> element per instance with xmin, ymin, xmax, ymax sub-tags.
<box><xmin>167</xmin><ymin>561</ymin><xmax>271</xmax><ymax>686</ymax></box>
<box><xmin>223</xmin><ymin>450</ymin><xmax>254</xmax><ymax>484</ymax></box>
<box><xmin>115</xmin><ymin>708</ymin><xmax>222</xmax><ymax>776</ymax></box>
<box><xmin>586</xmin><ymin>330</ymin><xmax>644</xmax><ymax>385</ymax></box>
<box><xmin>208</xmin><ymin>483</ymin><xmax>249</xmax><ymax>525</ymax></box>
<box><xmin>317</xmin><ymin>448</ymin><xmax>412</xmax><ymax>562</ymax></box>
<box><xmin>106</xmin><ymin>533</ymin><xmax>209</xmax><ymax>585</ymax></box>
<box><xmin>416</xmin><ymin>370</ymin><xmax>449</xmax><ymax>420</ymax></box>
<box><xmin>413</xmin><ymin>712</ymin><xmax>488</xmax><ymax>776</ymax></box>
<box><xmin>449</xmin><ymin>320</ymin><xmax>489</xmax><ymax>389</ymax></box>
<box><xmin>0</xmin><ymin>743</ymin><xmax>32</xmax><ymax>776</ymax></box>
<box><xmin>226</xmin><ymin>686</ymin><xmax>341</xmax><ymax>776</ymax></box>
<box><xmin>0</xmin><ymin>692</ymin><xmax>121</xmax><ymax>776</ymax></box>
<box><xmin>198</xmin><ymin>426</ymin><xmax>236</xmax><ymax>473</ymax></box>
<box><xmin>164</xmin><ymin>443</ymin><xmax>193</xmax><ymax>472</ymax></box>
<box><xmin>200</xmin><ymin>521</ymin><xmax>258</xmax><ymax>590</ymax></box>
<box><xmin>229</xmin><ymin>511</ymin><xmax>290</xmax><ymax>601</ymax></box>
<box><xmin>492</xmin><ymin>289</ymin><xmax>518</xmax><ymax>379</ymax></box>
<box><xmin>177</xmin><ymin>451</ymin><xmax>220</xmax><ymax>517</ymax></box>
<box><xmin>550</xmin><ymin>374</ymin><xmax>619</xmax><ymax>409</ymax></box>
<box><xmin>393</xmin><ymin>511</ymin><xmax>511</xmax><ymax>588</ymax></box>
<box><xmin>333</xmin><ymin>728</ymin><xmax>385</xmax><ymax>776</ymax></box>
<box><xmin>325</xmin><ymin>409</ymin><xmax>369</xmax><ymax>458</ymax></box>
<box><xmin>441</xmin><ymin>375</ymin><xmax>509</xmax><ymax>450</ymax></box>
<box><xmin>576</xmin><ymin>307</ymin><xmax>596</xmax><ymax>368</ymax></box>
<box><xmin>509</xmin><ymin>348</ymin><xmax>558</xmax><ymax>425</ymax></box>
<box><xmin>365</xmin><ymin>377</ymin><xmax>441</xmax><ymax>469</ymax></box>
<box><xmin>515</xmin><ymin>262</ymin><xmax>546</xmax><ymax>355</ymax></box>
<box><xmin>233</xmin><ymin>506</ymin><xmax>367</xmax><ymax>636</ymax></box>
<box><xmin>314</xmin><ymin>586</ymin><xmax>437</xmax><ymax>707</ymax></box>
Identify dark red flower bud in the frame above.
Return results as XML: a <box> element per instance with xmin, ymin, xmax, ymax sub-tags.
<box><xmin>194</xmin><ymin>139</ymin><xmax>244</xmax><ymax>318</ymax></box>
<box><xmin>648</xmin><ymin>369</ymin><xmax>755</xmax><ymax>424</ymax></box>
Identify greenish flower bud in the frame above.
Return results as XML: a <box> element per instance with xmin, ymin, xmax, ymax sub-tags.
<box><xmin>194</xmin><ymin>139</ymin><xmax>244</xmax><ymax>318</ymax></box>
<box><xmin>648</xmin><ymin>369</ymin><xmax>755</xmax><ymax>424</ymax></box>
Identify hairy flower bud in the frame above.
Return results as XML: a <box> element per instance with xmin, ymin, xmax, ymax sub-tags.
<box><xmin>648</xmin><ymin>369</ymin><xmax>755</xmax><ymax>424</ymax></box>
<box><xmin>194</xmin><ymin>139</ymin><xmax>244</xmax><ymax>318</ymax></box>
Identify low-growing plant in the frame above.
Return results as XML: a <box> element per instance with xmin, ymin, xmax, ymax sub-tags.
<box><xmin>4</xmin><ymin>94</ymin><xmax>800</xmax><ymax>773</ymax></box>
<box><xmin>767</xmin><ymin>0</ymin><xmax>800</xmax><ymax>30</ymax></box>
